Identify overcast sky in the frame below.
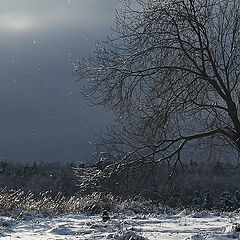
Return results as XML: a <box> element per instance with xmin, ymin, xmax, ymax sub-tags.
<box><xmin>0</xmin><ymin>0</ymin><xmax>118</xmax><ymax>163</ymax></box>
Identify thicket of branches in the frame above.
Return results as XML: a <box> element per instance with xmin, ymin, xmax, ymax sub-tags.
<box><xmin>74</xmin><ymin>0</ymin><xmax>240</xmax><ymax>189</ymax></box>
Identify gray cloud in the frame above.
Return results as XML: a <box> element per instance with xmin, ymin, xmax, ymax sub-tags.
<box><xmin>0</xmin><ymin>0</ymin><xmax>116</xmax><ymax>163</ymax></box>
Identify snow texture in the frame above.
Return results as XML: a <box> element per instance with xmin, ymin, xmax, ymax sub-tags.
<box><xmin>1</xmin><ymin>210</ymin><xmax>240</xmax><ymax>239</ymax></box>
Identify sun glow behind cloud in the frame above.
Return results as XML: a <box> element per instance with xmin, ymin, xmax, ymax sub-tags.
<box><xmin>0</xmin><ymin>14</ymin><xmax>34</xmax><ymax>32</ymax></box>
<box><xmin>0</xmin><ymin>1</ymin><xmax>116</xmax><ymax>35</ymax></box>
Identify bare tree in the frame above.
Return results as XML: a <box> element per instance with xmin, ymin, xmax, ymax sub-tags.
<box><xmin>74</xmin><ymin>0</ymin><xmax>240</xmax><ymax>191</ymax></box>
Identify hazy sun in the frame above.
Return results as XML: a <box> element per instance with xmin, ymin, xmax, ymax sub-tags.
<box><xmin>0</xmin><ymin>14</ymin><xmax>34</xmax><ymax>32</ymax></box>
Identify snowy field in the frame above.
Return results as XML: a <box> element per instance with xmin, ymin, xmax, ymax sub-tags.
<box><xmin>0</xmin><ymin>210</ymin><xmax>240</xmax><ymax>239</ymax></box>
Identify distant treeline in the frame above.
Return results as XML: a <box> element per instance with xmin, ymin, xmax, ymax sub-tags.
<box><xmin>0</xmin><ymin>159</ymin><xmax>240</xmax><ymax>207</ymax></box>
<box><xmin>0</xmin><ymin>161</ymin><xmax>81</xmax><ymax>196</ymax></box>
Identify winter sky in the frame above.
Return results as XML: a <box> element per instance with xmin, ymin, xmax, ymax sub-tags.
<box><xmin>0</xmin><ymin>0</ymin><xmax>118</xmax><ymax>163</ymax></box>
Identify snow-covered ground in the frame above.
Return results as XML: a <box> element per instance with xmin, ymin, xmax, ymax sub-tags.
<box><xmin>0</xmin><ymin>210</ymin><xmax>239</xmax><ymax>239</ymax></box>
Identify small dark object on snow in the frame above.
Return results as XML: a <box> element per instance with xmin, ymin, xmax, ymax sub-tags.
<box><xmin>102</xmin><ymin>210</ymin><xmax>110</xmax><ymax>222</ymax></box>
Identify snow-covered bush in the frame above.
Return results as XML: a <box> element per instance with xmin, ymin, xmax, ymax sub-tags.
<box><xmin>119</xmin><ymin>197</ymin><xmax>162</xmax><ymax>214</ymax></box>
<box><xmin>217</xmin><ymin>191</ymin><xmax>239</xmax><ymax>211</ymax></box>
<box><xmin>191</xmin><ymin>191</ymin><xmax>203</xmax><ymax>209</ymax></box>
<box><xmin>234</xmin><ymin>190</ymin><xmax>240</xmax><ymax>203</ymax></box>
<box><xmin>202</xmin><ymin>191</ymin><xmax>213</xmax><ymax>210</ymax></box>
<box><xmin>167</xmin><ymin>189</ymin><xmax>183</xmax><ymax>208</ymax></box>
<box><xmin>77</xmin><ymin>192</ymin><xmax>120</xmax><ymax>214</ymax></box>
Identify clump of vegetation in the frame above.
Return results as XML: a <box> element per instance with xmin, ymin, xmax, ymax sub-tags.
<box><xmin>0</xmin><ymin>189</ymin><xmax>162</xmax><ymax>217</ymax></box>
<box><xmin>76</xmin><ymin>192</ymin><xmax>120</xmax><ymax>214</ymax></box>
<box><xmin>2</xmin><ymin>186</ymin><xmax>240</xmax><ymax>217</ymax></box>
<box><xmin>0</xmin><ymin>188</ymin><xmax>80</xmax><ymax>215</ymax></box>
